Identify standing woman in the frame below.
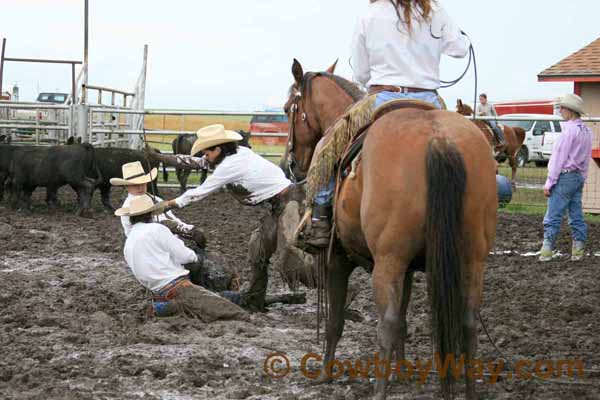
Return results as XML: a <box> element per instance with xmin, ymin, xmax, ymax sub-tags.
<box><xmin>302</xmin><ymin>0</ymin><xmax>471</xmax><ymax>250</ymax></box>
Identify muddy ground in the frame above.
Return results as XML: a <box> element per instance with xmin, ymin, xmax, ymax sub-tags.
<box><xmin>0</xmin><ymin>187</ymin><xmax>598</xmax><ymax>400</ymax></box>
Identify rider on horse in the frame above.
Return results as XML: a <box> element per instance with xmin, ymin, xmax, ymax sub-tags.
<box><xmin>300</xmin><ymin>0</ymin><xmax>471</xmax><ymax>251</ymax></box>
<box><xmin>476</xmin><ymin>93</ymin><xmax>506</xmax><ymax>151</ymax></box>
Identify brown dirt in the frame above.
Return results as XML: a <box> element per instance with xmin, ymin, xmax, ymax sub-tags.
<box><xmin>0</xmin><ymin>188</ymin><xmax>598</xmax><ymax>399</ymax></box>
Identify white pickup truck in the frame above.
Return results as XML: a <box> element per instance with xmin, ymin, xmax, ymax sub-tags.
<box><xmin>12</xmin><ymin>92</ymin><xmax>68</xmax><ymax>135</ymax></box>
<box><xmin>500</xmin><ymin>113</ymin><xmax>562</xmax><ymax>167</ymax></box>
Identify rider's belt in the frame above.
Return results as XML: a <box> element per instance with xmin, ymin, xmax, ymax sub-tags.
<box><xmin>368</xmin><ymin>85</ymin><xmax>438</xmax><ymax>95</ymax></box>
<box><xmin>561</xmin><ymin>169</ymin><xmax>579</xmax><ymax>175</ymax></box>
<box><xmin>152</xmin><ymin>276</ymin><xmax>192</xmax><ymax>302</ymax></box>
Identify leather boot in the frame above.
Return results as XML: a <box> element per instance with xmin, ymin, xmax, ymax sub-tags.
<box><xmin>494</xmin><ymin>126</ymin><xmax>506</xmax><ymax>149</ymax></box>
<box><xmin>298</xmin><ymin>204</ymin><xmax>332</xmax><ymax>254</ymax></box>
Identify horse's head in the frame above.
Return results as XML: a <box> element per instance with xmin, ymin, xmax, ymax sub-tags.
<box><xmin>282</xmin><ymin>58</ymin><xmax>363</xmax><ymax>182</ymax></box>
<box><xmin>456</xmin><ymin>99</ymin><xmax>473</xmax><ymax>116</ymax></box>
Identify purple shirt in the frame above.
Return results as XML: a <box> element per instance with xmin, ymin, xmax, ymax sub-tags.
<box><xmin>544</xmin><ymin>119</ymin><xmax>593</xmax><ymax>191</ymax></box>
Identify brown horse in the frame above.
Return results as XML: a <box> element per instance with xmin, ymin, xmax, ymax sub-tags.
<box><xmin>284</xmin><ymin>60</ymin><xmax>497</xmax><ymax>400</ymax></box>
<box><xmin>455</xmin><ymin>99</ymin><xmax>526</xmax><ymax>183</ymax></box>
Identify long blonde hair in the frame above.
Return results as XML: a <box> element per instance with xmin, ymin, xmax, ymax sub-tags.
<box><xmin>386</xmin><ymin>0</ymin><xmax>434</xmax><ymax>32</ymax></box>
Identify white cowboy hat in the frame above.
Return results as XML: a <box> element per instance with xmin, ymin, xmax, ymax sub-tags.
<box><xmin>556</xmin><ymin>94</ymin><xmax>587</xmax><ymax>116</ymax></box>
<box><xmin>114</xmin><ymin>194</ymin><xmax>163</xmax><ymax>217</ymax></box>
<box><xmin>109</xmin><ymin>161</ymin><xmax>158</xmax><ymax>186</ymax></box>
<box><xmin>190</xmin><ymin>124</ymin><xmax>243</xmax><ymax>156</ymax></box>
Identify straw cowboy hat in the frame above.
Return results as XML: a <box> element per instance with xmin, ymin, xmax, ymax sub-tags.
<box><xmin>109</xmin><ymin>161</ymin><xmax>158</xmax><ymax>186</ymax></box>
<box><xmin>556</xmin><ymin>94</ymin><xmax>586</xmax><ymax>116</ymax></box>
<box><xmin>190</xmin><ymin>124</ymin><xmax>243</xmax><ymax>156</ymax></box>
<box><xmin>114</xmin><ymin>194</ymin><xmax>164</xmax><ymax>217</ymax></box>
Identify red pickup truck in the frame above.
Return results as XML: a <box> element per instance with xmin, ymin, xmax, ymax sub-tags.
<box><xmin>249</xmin><ymin>114</ymin><xmax>288</xmax><ymax>146</ymax></box>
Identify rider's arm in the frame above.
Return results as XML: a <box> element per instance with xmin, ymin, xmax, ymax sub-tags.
<box><xmin>490</xmin><ymin>104</ymin><xmax>498</xmax><ymax>117</ymax></box>
<box><xmin>437</xmin><ymin>5</ymin><xmax>470</xmax><ymax>58</ymax></box>
<box><xmin>146</xmin><ymin>147</ymin><xmax>208</xmax><ymax>170</ymax></box>
<box><xmin>174</xmin><ymin>162</ymin><xmax>241</xmax><ymax>208</ymax></box>
<box><xmin>351</xmin><ymin>16</ymin><xmax>371</xmax><ymax>87</ymax></box>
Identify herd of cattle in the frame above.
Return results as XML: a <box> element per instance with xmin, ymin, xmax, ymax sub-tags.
<box><xmin>0</xmin><ymin>131</ymin><xmax>251</xmax><ymax>216</ymax></box>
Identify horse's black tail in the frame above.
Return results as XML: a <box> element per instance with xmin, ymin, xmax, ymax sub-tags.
<box><xmin>425</xmin><ymin>137</ymin><xmax>467</xmax><ymax>400</ymax></box>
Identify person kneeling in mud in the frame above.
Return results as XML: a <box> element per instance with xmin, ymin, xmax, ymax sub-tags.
<box><xmin>110</xmin><ymin>161</ymin><xmax>206</xmax><ymax>247</ymax></box>
<box><xmin>111</xmin><ymin>161</ymin><xmax>241</xmax><ymax>292</ymax></box>
<box><xmin>116</xmin><ymin>195</ymin><xmax>246</xmax><ymax>321</ymax></box>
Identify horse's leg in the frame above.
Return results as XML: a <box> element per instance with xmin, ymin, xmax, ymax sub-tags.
<box><xmin>324</xmin><ymin>248</ymin><xmax>355</xmax><ymax>367</ymax></box>
<box><xmin>175</xmin><ymin>168</ymin><xmax>184</xmax><ymax>193</ymax></box>
<box><xmin>463</xmin><ymin>260</ymin><xmax>485</xmax><ymax>400</ymax></box>
<box><xmin>395</xmin><ymin>271</ymin><xmax>414</xmax><ymax>363</ymax></box>
<box><xmin>372</xmin><ymin>255</ymin><xmax>409</xmax><ymax>400</ymax></box>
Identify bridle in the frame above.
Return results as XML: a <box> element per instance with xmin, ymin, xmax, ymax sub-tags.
<box><xmin>284</xmin><ymin>80</ymin><xmax>321</xmax><ymax>183</ymax></box>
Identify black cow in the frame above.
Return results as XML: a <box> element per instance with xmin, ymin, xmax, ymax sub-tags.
<box><xmin>169</xmin><ymin>130</ymin><xmax>252</xmax><ymax>194</ymax></box>
<box><xmin>65</xmin><ymin>137</ymin><xmax>168</xmax><ymax>210</ymax></box>
<box><xmin>92</xmin><ymin>147</ymin><xmax>166</xmax><ymax>210</ymax></box>
<box><xmin>9</xmin><ymin>144</ymin><xmax>100</xmax><ymax>216</ymax></box>
<box><xmin>0</xmin><ymin>137</ymin><xmax>14</xmax><ymax>202</ymax></box>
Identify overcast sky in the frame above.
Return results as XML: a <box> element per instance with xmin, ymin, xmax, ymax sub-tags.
<box><xmin>2</xmin><ymin>0</ymin><xmax>599</xmax><ymax>110</ymax></box>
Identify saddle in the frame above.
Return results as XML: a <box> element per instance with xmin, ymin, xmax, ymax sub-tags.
<box><xmin>339</xmin><ymin>99</ymin><xmax>437</xmax><ymax>178</ymax></box>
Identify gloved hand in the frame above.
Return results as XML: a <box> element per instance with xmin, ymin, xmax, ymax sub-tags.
<box><xmin>153</xmin><ymin>199</ymin><xmax>178</xmax><ymax>214</ymax></box>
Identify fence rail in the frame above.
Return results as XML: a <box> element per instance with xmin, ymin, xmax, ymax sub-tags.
<box><xmin>3</xmin><ymin>102</ymin><xmax>600</xmax><ymax>210</ymax></box>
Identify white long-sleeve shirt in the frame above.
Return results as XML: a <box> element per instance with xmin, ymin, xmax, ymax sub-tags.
<box><xmin>351</xmin><ymin>1</ymin><xmax>470</xmax><ymax>90</ymax></box>
<box><xmin>124</xmin><ymin>222</ymin><xmax>198</xmax><ymax>292</ymax></box>
<box><xmin>121</xmin><ymin>194</ymin><xmax>193</xmax><ymax>237</ymax></box>
<box><xmin>175</xmin><ymin>146</ymin><xmax>291</xmax><ymax>208</ymax></box>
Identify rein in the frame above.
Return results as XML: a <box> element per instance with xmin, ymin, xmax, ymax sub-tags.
<box><xmin>284</xmin><ymin>75</ymin><xmax>324</xmax><ymax>184</ymax></box>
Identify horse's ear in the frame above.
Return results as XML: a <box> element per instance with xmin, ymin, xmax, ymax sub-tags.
<box><xmin>66</xmin><ymin>136</ymin><xmax>74</xmax><ymax>145</ymax></box>
<box><xmin>292</xmin><ymin>58</ymin><xmax>304</xmax><ymax>86</ymax></box>
<box><xmin>77</xmin><ymin>137</ymin><xmax>82</xmax><ymax>144</ymax></box>
<box><xmin>326</xmin><ymin>59</ymin><xmax>339</xmax><ymax>74</ymax></box>
<box><xmin>457</xmin><ymin>99</ymin><xmax>463</xmax><ymax>107</ymax></box>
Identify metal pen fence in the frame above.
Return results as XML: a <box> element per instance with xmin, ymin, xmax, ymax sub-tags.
<box><xmin>2</xmin><ymin>102</ymin><xmax>600</xmax><ymax>211</ymax></box>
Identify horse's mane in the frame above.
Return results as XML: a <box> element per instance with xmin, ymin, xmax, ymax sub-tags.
<box><xmin>301</xmin><ymin>72</ymin><xmax>366</xmax><ymax>102</ymax></box>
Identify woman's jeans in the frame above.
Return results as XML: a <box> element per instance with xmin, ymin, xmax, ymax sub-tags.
<box><xmin>314</xmin><ymin>91</ymin><xmax>443</xmax><ymax>213</ymax></box>
<box><xmin>543</xmin><ymin>171</ymin><xmax>586</xmax><ymax>247</ymax></box>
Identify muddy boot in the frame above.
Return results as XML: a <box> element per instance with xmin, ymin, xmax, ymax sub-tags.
<box><xmin>297</xmin><ymin>204</ymin><xmax>332</xmax><ymax>254</ymax></box>
<box><xmin>241</xmin><ymin>262</ymin><xmax>269</xmax><ymax>312</ymax></box>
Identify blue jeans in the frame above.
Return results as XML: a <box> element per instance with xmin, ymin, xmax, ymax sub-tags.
<box><xmin>543</xmin><ymin>171</ymin><xmax>586</xmax><ymax>246</ymax></box>
<box><xmin>374</xmin><ymin>90</ymin><xmax>443</xmax><ymax>109</ymax></box>
<box><xmin>315</xmin><ymin>91</ymin><xmax>443</xmax><ymax>208</ymax></box>
<box><xmin>488</xmin><ymin>120</ymin><xmax>505</xmax><ymax>142</ymax></box>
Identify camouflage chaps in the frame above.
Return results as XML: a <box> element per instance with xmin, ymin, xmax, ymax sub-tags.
<box><xmin>243</xmin><ymin>184</ymin><xmax>315</xmax><ymax>311</ymax></box>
